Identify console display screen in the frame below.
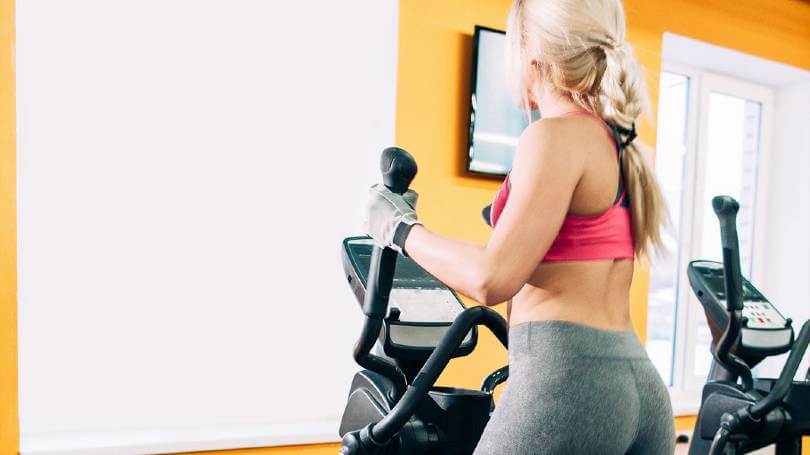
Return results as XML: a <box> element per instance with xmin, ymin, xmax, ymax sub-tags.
<box><xmin>347</xmin><ymin>240</ymin><xmax>446</xmax><ymax>289</ymax></box>
<box><xmin>694</xmin><ymin>264</ymin><xmax>765</xmax><ymax>301</ymax></box>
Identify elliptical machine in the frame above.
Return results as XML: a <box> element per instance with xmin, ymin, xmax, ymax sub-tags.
<box><xmin>338</xmin><ymin>147</ymin><xmax>510</xmax><ymax>455</ymax></box>
<box><xmin>688</xmin><ymin>196</ymin><xmax>810</xmax><ymax>454</ymax></box>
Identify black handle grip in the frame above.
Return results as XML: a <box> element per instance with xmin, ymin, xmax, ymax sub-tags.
<box><xmin>712</xmin><ymin>196</ymin><xmax>743</xmax><ymax>312</ymax></box>
<box><xmin>380</xmin><ymin>147</ymin><xmax>417</xmax><ymax>195</ymax></box>
<box><xmin>364</xmin><ymin>147</ymin><xmax>417</xmax><ymax>317</ymax></box>
<box><xmin>351</xmin><ymin>147</ymin><xmax>418</xmax><ymax>402</ymax></box>
<box><xmin>711</xmin><ymin>196</ymin><xmax>753</xmax><ymax>390</ymax></box>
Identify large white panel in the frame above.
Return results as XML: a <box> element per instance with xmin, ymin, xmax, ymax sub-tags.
<box><xmin>17</xmin><ymin>0</ymin><xmax>399</xmax><ymax>452</ymax></box>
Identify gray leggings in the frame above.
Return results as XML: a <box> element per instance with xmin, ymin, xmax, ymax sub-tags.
<box><xmin>474</xmin><ymin>321</ymin><xmax>675</xmax><ymax>455</ymax></box>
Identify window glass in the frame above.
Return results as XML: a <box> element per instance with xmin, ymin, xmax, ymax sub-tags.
<box><xmin>692</xmin><ymin>93</ymin><xmax>763</xmax><ymax>377</ymax></box>
<box><xmin>646</xmin><ymin>72</ymin><xmax>691</xmax><ymax>385</ymax></box>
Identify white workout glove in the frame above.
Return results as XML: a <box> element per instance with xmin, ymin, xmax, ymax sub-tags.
<box><xmin>365</xmin><ymin>183</ymin><xmax>421</xmax><ymax>255</ymax></box>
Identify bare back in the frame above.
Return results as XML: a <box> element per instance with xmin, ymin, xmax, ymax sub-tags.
<box><xmin>507</xmin><ymin>115</ymin><xmax>635</xmax><ymax>331</ymax></box>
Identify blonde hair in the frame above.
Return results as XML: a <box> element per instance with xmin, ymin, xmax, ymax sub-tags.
<box><xmin>506</xmin><ymin>0</ymin><xmax>667</xmax><ymax>257</ymax></box>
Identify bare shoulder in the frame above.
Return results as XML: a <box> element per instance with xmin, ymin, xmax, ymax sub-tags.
<box><xmin>517</xmin><ymin>117</ymin><xmax>563</xmax><ymax>147</ymax></box>
<box><xmin>512</xmin><ymin>117</ymin><xmax>590</xmax><ymax>173</ymax></box>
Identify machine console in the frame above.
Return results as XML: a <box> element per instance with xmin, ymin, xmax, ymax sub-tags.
<box><xmin>342</xmin><ymin>237</ymin><xmax>476</xmax><ymax>360</ymax></box>
<box><xmin>688</xmin><ymin>260</ymin><xmax>793</xmax><ymax>356</ymax></box>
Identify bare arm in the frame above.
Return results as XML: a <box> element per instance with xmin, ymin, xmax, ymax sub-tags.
<box><xmin>404</xmin><ymin>120</ymin><xmax>583</xmax><ymax>305</ymax></box>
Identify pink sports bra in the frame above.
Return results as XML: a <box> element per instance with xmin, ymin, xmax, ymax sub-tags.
<box><xmin>489</xmin><ymin>111</ymin><xmax>634</xmax><ymax>262</ymax></box>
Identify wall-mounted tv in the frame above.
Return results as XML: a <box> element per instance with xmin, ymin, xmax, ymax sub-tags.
<box><xmin>467</xmin><ymin>26</ymin><xmax>539</xmax><ymax>177</ymax></box>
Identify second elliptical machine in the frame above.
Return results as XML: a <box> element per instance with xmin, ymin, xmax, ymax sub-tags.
<box><xmin>688</xmin><ymin>196</ymin><xmax>810</xmax><ymax>454</ymax></box>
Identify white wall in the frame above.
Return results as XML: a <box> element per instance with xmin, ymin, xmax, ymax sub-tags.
<box><xmin>758</xmin><ymin>81</ymin><xmax>810</xmax><ymax>379</ymax></box>
<box><xmin>16</xmin><ymin>1</ymin><xmax>399</xmax><ymax>453</ymax></box>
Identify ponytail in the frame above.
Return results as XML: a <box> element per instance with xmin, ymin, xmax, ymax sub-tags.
<box><xmin>600</xmin><ymin>42</ymin><xmax>668</xmax><ymax>257</ymax></box>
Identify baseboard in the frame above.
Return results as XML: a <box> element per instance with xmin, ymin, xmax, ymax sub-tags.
<box><xmin>21</xmin><ymin>419</ymin><xmax>341</xmax><ymax>455</ymax></box>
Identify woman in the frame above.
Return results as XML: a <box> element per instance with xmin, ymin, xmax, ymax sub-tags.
<box><xmin>365</xmin><ymin>0</ymin><xmax>675</xmax><ymax>453</ymax></box>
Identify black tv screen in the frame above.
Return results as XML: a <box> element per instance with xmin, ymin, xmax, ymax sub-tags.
<box><xmin>467</xmin><ymin>26</ymin><xmax>539</xmax><ymax>177</ymax></box>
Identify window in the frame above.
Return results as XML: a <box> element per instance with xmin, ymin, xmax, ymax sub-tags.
<box><xmin>646</xmin><ymin>72</ymin><xmax>691</xmax><ymax>386</ymax></box>
<box><xmin>645</xmin><ymin>68</ymin><xmax>773</xmax><ymax>400</ymax></box>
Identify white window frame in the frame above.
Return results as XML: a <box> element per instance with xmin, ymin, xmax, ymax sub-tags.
<box><xmin>655</xmin><ymin>65</ymin><xmax>775</xmax><ymax>413</ymax></box>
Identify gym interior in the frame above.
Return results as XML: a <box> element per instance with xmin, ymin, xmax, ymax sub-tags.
<box><xmin>1</xmin><ymin>0</ymin><xmax>809</xmax><ymax>454</ymax></box>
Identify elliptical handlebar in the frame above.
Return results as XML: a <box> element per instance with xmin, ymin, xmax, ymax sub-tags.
<box><xmin>711</xmin><ymin>195</ymin><xmax>754</xmax><ymax>391</ymax></box>
<box><xmin>342</xmin><ymin>147</ymin><xmax>511</xmax><ymax>455</ymax></box>
<box><xmin>712</xmin><ymin>196</ymin><xmax>744</xmax><ymax>312</ymax></box>
<box><xmin>360</xmin><ymin>147</ymin><xmax>417</xmax><ymax>318</ymax></box>
<box><xmin>352</xmin><ymin>147</ymin><xmax>419</xmax><ymax>402</ymax></box>
<box><xmin>372</xmin><ymin>306</ymin><xmax>508</xmax><ymax>442</ymax></box>
<box><xmin>341</xmin><ymin>306</ymin><xmax>508</xmax><ymax>454</ymax></box>
<box><xmin>748</xmin><ymin>320</ymin><xmax>810</xmax><ymax>418</ymax></box>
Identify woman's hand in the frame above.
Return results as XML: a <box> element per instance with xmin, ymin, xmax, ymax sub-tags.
<box><xmin>365</xmin><ymin>184</ymin><xmax>421</xmax><ymax>254</ymax></box>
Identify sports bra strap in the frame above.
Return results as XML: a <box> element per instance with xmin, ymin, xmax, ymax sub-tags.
<box><xmin>559</xmin><ymin>110</ymin><xmax>627</xmax><ymax>205</ymax></box>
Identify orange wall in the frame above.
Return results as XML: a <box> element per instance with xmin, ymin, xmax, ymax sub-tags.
<box><xmin>0</xmin><ymin>0</ymin><xmax>17</xmax><ymax>452</ymax></box>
